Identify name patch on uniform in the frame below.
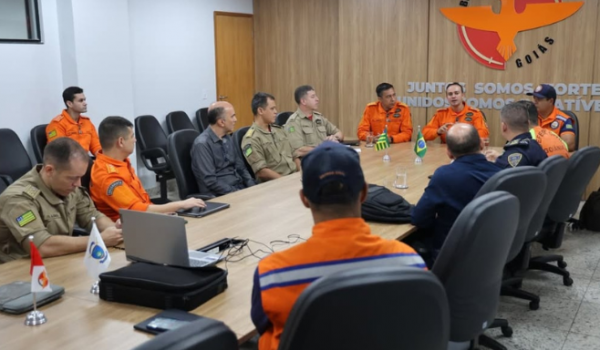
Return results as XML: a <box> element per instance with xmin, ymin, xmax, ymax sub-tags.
<box><xmin>551</xmin><ymin>121</ymin><xmax>559</xmax><ymax>129</ymax></box>
<box><xmin>288</xmin><ymin>126</ymin><xmax>295</xmax><ymax>133</ymax></box>
<box><xmin>16</xmin><ymin>211</ymin><xmax>36</xmax><ymax>227</ymax></box>
<box><xmin>508</xmin><ymin>153</ymin><xmax>523</xmax><ymax>167</ymax></box>
<box><xmin>107</xmin><ymin>180</ymin><xmax>123</xmax><ymax>196</ymax></box>
<box><xmin>466</xmin><ymin>112</ymin><xmax>474</xmax><ymax>117</ymax></box>
<box><xmin>465</xmin><ymin>117</ymin><xmax>472</xmax><ymax>122</ymax></box>
<box><xmin>48</xmin><ymin>130</ymin><xmax>57</xmax><ymax>139</ymax></box>
<box><xmin>393</xmin><ymin>113</ymin><xmax>400</xmax><ymax>118</ymax></box>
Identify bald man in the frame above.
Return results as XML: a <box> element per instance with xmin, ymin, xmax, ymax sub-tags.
<box><xmin>411</xmin><ymin>123</ymin><xmax>500</xmax><ymax>263</ymax></box>
<box><xmin>191</xmin><ymin>101</ymin><xmax>256</xmax><ymax>197</ymax></box>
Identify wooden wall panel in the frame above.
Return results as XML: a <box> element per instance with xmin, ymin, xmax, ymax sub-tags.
<box><xmin>254</xmin><ymin>0</ymin><xmax>600</xmax><ymax>195</ymax></box>
<box><xmin>253</xmin><ymin>0</ymin><xmax>339</xmax><ymax>125</ymax></box>
<box><xmin>428</xmin><ymin>0</ymin><xmax>597</xmax><ymax>148</ymax></box>
<box><xmin>338</xmin><ymin>0</ymin><xmax>430</xmax><ymax>139</ymax></box>
<box><xmin>586</xmin><ymin>1</ymin><xmax>600</xmax><ymax>195</ymax></box>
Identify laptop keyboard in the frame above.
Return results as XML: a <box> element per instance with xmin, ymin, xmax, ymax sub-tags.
<box><xmin>189</xmin><ymin>259</ymin><xmax>208</xmax><ymax>267</ymax></box>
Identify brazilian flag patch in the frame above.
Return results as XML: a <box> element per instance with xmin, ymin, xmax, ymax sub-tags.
<box><xmin>48</xmin><ymin>130</ymin><xmax>57</xmax><ymax>138</ymax></box>
<box><xmin>288</xmin><ymin>126</ymin><xmax>295</xmax><ymax>133</ymax></box>
<box><xmin>245</xmin><ymin>145</ymin><xmax>253</xmax><ymax>157</ymax></box>
<box><xmin>16</xmin><ymin>211</ymin><xmax>36</xmax><ymax>227</ymax></box>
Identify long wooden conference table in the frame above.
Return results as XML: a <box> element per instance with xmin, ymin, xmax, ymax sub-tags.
<box><xmin>0</xmin><ymin>142</ymin><xmax>450</xmax><ymax>350</ymax></box>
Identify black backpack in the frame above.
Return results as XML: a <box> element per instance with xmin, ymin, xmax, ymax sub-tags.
<box><xmin>361</xmin><ymin>184</ymin><xmax>412</xmax><ymax>224</ymax></box>
<box><xmin>579</xmin><ymin>189</ymin><xmax>600</xmax><ymax>232</ymax></box>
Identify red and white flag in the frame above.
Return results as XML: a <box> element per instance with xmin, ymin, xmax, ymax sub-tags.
<box><xmin>30</xmin><ymin>241</ymin><xmax>52</xmax><ymax>293</ymax></box>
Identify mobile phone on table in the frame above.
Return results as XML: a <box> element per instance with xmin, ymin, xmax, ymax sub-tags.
<box><xmin>146</xmin><ymin>317</ymin><xmax>189</xmax><ymax>332</ymax></box>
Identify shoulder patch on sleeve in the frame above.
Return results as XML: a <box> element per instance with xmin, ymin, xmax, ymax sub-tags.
<box><xmin>16</xmin><ymin>210</ymin><xmax>36</xmax><ymax>227</ymax></box>
<box><xmin>22</xmin><ymin>185</ymin><xmax>40</xmax><ymax>200</ymax></box>
<box><xmin>48</xmin><ymin>130</ymin><xmax>57</xmax><ymax>139</ymax></box>
<box><xmin>508</xmin><ymin>153</ymin><xmax>523</xmax><ymax>167</ymax></box>
<box><xmin>106</xmin><ymin>180</ymin><xmax>123</xmax><ymax>196</ymax></box>
<box><xmin>106</xmin><ymin>164</ymin><xmax>118</xmax><ymax>174</ymax></box>
<box><xmin>243</xmin><ymin>144</ymin><xmax>253</xmax><ymax>157</ymax></box>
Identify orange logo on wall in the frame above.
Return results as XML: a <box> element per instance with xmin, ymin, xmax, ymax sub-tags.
<box><xmin>441</xmin><ymin>0</ymin><xmax>583</xmax><ymax>70</ymax></box>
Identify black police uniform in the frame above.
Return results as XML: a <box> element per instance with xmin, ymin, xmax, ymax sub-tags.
<box><xmin>496</xmin><ymin>132</ymin><xmax>548</xmax><ymax>168</ymax></box>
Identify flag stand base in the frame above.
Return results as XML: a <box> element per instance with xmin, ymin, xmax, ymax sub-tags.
<box><xmin>383</xmin><ymin>149</ymin><xmax>390</xmax><ymax>163</ymax></box>
<box><xmin>24</xmin><ymin>310</ymin><xmax>47</xmax><ymax>326</ymax></box>
<box><xmin>414</xmin><ymin>156</ymin><xmax>422</xmax><ymax>165</ymax></box>
<box><xmin>90</xmin><ymin>281</ymin><xmax>100</xmax><ymax>294</ymax></box>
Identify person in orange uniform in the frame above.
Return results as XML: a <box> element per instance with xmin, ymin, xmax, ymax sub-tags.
<box><xmin>357</xmin><ymin>83</ymin><xmax>413</xmax><ymax>143</ymax></box>
<box><xmin>90</xmin><ymin>117</ymin><xmax>205</xmax><ymax>221</ymax></box>
<box><xmin>46</xmin><ymin>87</ymin><xmax>102</xmax><ymax>156</ymax></box>
<box><xmin>423</xmin><ymin>83</ymin><xmax>489</xmax><ymax>143</ymax></box>
<box><xmin>250</xmin><ymin>141</ymin><xmax>426</xmax><ymax>350</ymax></box>
<box><xmin>527</xmin><ymin>84</ymin><xmax>576</xmax><ymax>151</ymax></box>
<box><xmin>518</xmin><ymin>100</ymin><xmax>569</xmax><ymax>158</ymax></box>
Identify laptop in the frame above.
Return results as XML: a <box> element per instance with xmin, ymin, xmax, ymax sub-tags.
<box><xmin>119</xmin><ymin>209</ymin><xmax>223</xmax><ymax>268</ymax></box>
<box><xmin>176</xmin><ymin>201</ymin><xmax>230</xmax><ymax>218</ymax></box>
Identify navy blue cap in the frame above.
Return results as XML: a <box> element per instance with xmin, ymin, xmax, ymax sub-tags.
<box><xmin>301</xmin><ymin>141</ymin><xmax>365</xmax><ymax>204</ymax></box>
<box><xmin>527</xmin><ymin>84</ymin><xmax>557</xmax><ymax>100</ymax></box>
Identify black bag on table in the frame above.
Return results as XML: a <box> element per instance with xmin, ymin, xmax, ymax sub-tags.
<box><xmin>361</xmin><ymin>184</ymin><xmax>412</xmax><ymax>224</ymax></box>
<box><xmin>99</xmin><ymin>262</ymin><xmax>227</xmax><ymax>311</ymax></box>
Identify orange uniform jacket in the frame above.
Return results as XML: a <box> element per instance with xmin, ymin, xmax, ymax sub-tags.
<box><xmin>46</xmin><ymin>110</ymin><xmax>102</xmax><ymax>155</ymax></box>
<box><xmin>538</xmin><ymin>107</ymin><xmax>576</xmax><ymax>139</ymax></box>
<box><xmin>250</xmin><ymin>218</ymin><xmax>426</xmax><ymax>350</ymax></box>
<box><xmin>90</xmin><ymin>152</ymin><xmax>151</xmax><ymax>221</ymax></box>
<box><xmin>530</xmin><ymin>126</ymin><xmax>570</xmax><ymax>159</ymax></box>
<box><xmin>423</xmin><ymin>103</ymin><xmax>489</xmax><ymax>143</ymax></box>
<box><xmin>357</xmin><ymin>101</ymin><xmax>413</xmax><ymax>143</ymax></box>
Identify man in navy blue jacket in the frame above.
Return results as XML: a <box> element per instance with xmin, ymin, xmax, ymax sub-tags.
<box><xmin>411</xmin><ymin>123</ymin><xmax>501</xmax><ymax>262</ymax></box>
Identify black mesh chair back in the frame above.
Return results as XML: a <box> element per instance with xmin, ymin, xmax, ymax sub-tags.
<box><xmin>166</xmin><ymin>111</ymin><xmax>195</xmax><ymax>134</ymax></box>
<box><xmin>132</xmin><ymin>318</ymin><xmax>237</xmax><ymax>350</ymax></box>
<box><xmin>276</xmin><ymin>111</ymin><xmax>293</xmax><ymax>126</ymax></box>
<box><xmin>30</xmin><ymin>124</ymin><xmax>49</xmax><ymax>164</ymax></box>
<box><xmin>433</xmin><ymin>191</ymin><xmax>519</xmax><ymax>343</ymax></box>
<box><xmin>547</xmin><ymin>146</ymin><xmax>600</xmax><ymax>223</ymax></box>
<box><xmin>134</xmin><ymin>115</ymin><xmax>173</xmax><ymax>203</ymax></box>
<box><xmin>527</xmin><ymin>156</ymin><xmax>569</xmax><ymax>241</ymax></box>
<box><xmin>560</xmin><ymin>109</ymin><xmax>579</xmax><ymax>151</ymax></box>
<box><xmin>195</xmin><ymin>108</ymin><xmax>209</xmax><ymax>131</ymax></box>
<box><xmin>0</xmin><ymin>129</ymin><xmax>32</xmax><ymax>184</ymax></box>
<box><xmin>233</xmin><ymin>126</ymin><xmax>254</xmax><ymax>179</ymax></box>
<box><xmin>475</xmin><ymin>167</ymin><xmax>546</xmax><ymax>262</ymax></box>
<box><xmin>167</xmin><ymin>129</ymin><xmax>201</xmax><ymax>200</ymax></box>
<box><xmin>278</xmin><ymin>267</ymin><xmax>449</xmax><ymax>350</ymax></box>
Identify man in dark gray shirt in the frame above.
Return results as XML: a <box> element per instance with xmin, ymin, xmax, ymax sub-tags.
<box><xmin>191</xmin><ymin>101</ymin><xmax>256</xmax><ymax>197</ymax></box>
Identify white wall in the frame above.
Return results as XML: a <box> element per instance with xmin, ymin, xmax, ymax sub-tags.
<box><xmin>128</xmin><ymin>0</ymin><xmax>253</xmax><ymax>186</ymax></box>
<box><xmin>0</xmin><ymin>0</ymin><xmax>64</xmax><ymax>159</ymax></box>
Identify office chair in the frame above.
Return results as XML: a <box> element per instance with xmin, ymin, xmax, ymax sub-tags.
<box><xmin>0</xmin><ymin>175</ymin><xmax>10</xmax><ymax>194</ymax></box>
<box><xmin>276</xmin><ymin>111</ymin><xmax>293</xmax><ymax>126</ymax></box>
<box><xmin>30</xmin><ymin>124</ymin><xmax>49</xmax><ymax>164</ymax></box>
<box><xmin>134</xmin><ymin>115</ymin><xmax>174</xmax><ymax>204</ymax></box>
<box><xmin>233</xmin><ymin>126</ymin><xmax>255</xmax><ymax>179</ymax></box>
<box><xmin>166</xmin><ymin>111</ymin><xmax>196</xmax><ymax>134</ymax></box>
<box><xmin>433</xmin><ymin>191</ymin><xmax>519</xmax><ymax>350</ymax></box>
<box><xmin>278</xmin><ymin>267</ymin><xmax>449</xmax><ymax>350</ymax></box>
<box><xmin>560</xmin><ymin>109</ymin><xmax>579</xmax><ymax>151</ymax></box>
<box><xmin>167</xmin><ymin>130</ymin><xmax>213</xmax><ymax>200</ymax></box>
<box><xmin>131</xmin><ymin>318</ymin><xmax>238</xmax><ymax>350</ymax></box>
<box><xmin>498</xmin><ymin>157</ymin><xmax>569</xmax><ymax>310</ymax></box>
<box><xmin>529</xmin><ymin>146</ymin><xmax>600</xmax><ymax>284</ymax></box>
<box><xmin>195</xmin><ymin>108</ymin><xmax>209</xmax><ymax>131</ymax></box>
<box><xmin>0</xmin><ymin>129</ymin><xmax>33</xmax><ymax>185</ymax></box>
